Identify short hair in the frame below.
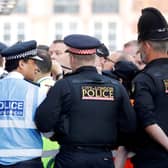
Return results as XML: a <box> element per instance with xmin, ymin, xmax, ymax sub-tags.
<box><xmin>36</xmin><ymin>49</ymin><xmax>52</xmax><ymax>73</ymax></box>
<box><xmin>37</xmin><ymin>44</ymin><xmax>49</xmax><ymax>52</ymax></box>
<box><xmin>124</xmin><ymin>40</ymin><xmax>138</xmax><ymax>48</ymax></box>
<box><xmin>148</xmin><ymin>41</ymin><xmax>168</xmax><ymax>53</ymax></box>
<box><xmin>5</xmin><ymin>58</ymin><xmax>29</xmax><ymax>72</ymax></box>
<box><xmin>70</xmin><ymin>53</ymin><xmax>96</xmax><ymax>62</ymax></box>
<box><xmin>52</xmin><ymin>39</ymin><xmax>64</xmax><ymax>44</ymax></box>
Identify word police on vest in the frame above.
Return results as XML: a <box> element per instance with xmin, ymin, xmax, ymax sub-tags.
<box><xmin>0</xmin><ymin>101</ymin><xmax>24</xmax><ymax>116</ymax></box>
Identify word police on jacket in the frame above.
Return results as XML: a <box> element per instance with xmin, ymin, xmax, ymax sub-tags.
<box><xmin>82</xmin><ymin>86</ymin><xmax>114</xmax><ymax>100</ymax></box>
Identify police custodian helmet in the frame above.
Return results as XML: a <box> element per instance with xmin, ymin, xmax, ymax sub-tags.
<box><xmin>138</xmin><ymin>7</ymin><xmax>168</xmax><ymax>41</ymax></box>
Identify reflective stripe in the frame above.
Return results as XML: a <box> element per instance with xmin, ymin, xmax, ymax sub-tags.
<box><xmin>0</xmin><ymin>120</ymin><xmax>36</xmax><ymax>128</ymax></box>
<box><xmin>42</xmin><ymin>149</ymin><xmax>59</xmax><ymax>158</ymax></box>
<box><xmin>0</xmin><ymin>149</ymin><xmax>42</xmax><ymax>157</ymax></box>
<box><xmin>0</xmin><ymin>85</ymin><xmax>36</xmax><ymax>129</ymax></box>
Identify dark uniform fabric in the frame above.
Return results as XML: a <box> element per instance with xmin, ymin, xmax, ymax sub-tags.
<box><xmin>54</xmin><ymin>146</ymin><xmax>114</xmax><ymax>168</ymax></box>
<box><xmin>35</xmin><ymin>66</ymin><xmax>136</xmax><ymax>168</ymax></box>
<box><xmin>0</xmin><ymin>158</ymin><xmax>43</xmax><ymax>168</ymax></box>
<box><xmin>131</xmin><ymin>58</ymin><xmax>168</xmax><ymax>168</ymax></box>
<box><xmin>102</xmin><ymin>70</ymin><xmax>118</xmax><ymax>80</ymax></box>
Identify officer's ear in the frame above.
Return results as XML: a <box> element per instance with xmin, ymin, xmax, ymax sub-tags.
<box><xmin>143</xmin><ymin>41</ymin><xmax>152</xmax><ymax>50</ymax></box>
<box><xmin>141</xmin><ymin>41</ymin><xmax>153</xmax><ymax>57</ymax></box>
<box><xmin>16</xmin><ymin>59</ymin><xmax>26</xmax><ymax>72</ymax></box>
<box><xmin>18</xmin><ymin>59</ymin><xmax>25</xmax><ymax>69</ymax></box>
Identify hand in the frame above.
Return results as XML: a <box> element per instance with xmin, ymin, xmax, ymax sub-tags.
<box><xmin>51</xmin><ymin>60</ymin><xmax>63</xmax><ymax>80</ymax></box>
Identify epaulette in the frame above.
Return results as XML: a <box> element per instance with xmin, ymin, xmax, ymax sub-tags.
<box><xmin>24</xmin><ymin>79</ymin><xmax>40</xmax><ymax>87</ymax></box>
<box><xmin>63</xmin><ymin>71</ymin><xmax>75</xmax><ymax>78</ymax></box>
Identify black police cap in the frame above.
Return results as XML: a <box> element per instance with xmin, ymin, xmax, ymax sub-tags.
<box><xmin>96</xmin><ymin>43</ymin><xmax>109</xmax><ymax>58</ymax></box>
<box><xmin>1</xmin><ymin>40</ymin><xmax>43</xmax><ymax>61</ymax></box>
<box><xmin>64</xmin><ymin>34</ymin><xmax>101</xmax><ymax>55</ymax></box>
<box><xmin>138</xmin><ymin>7</ymin><xmax>168</xmax><ymax>41</ymax></box>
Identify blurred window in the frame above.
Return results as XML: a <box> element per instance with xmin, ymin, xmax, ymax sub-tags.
<box><xmin>13</xmin><ymin>0</ymin><xmax>27</xmax><ymax>13</ymax></box>
<box><xmin>92</xmin><ymin>21</ymin><xmax>117</xmax><ymax>50</ymax></box>
<box><xmin>0</xmin><ymin>0</ymin><xmax>17</xmax><ymax>15</ymax></box>
<box><xmin>53</xmin><ymin>0</ymin><xmax>79</xmax><ymax>13</ymax></box>
<box><xmin>3</xmin><ymin>23</ymin><xmax>11</xmax><ymax>43</ymax></box>
<box><xmin>17</xmin><ymin>22</ymin><xmax>25</xmax><ymax>41</ymax></box>
<box><xmin>69</xmin><ymin>22</ymin><xmax>78</xmax><ymax>34</ymax></box>
<box><xmin>94</xmin><ymin>22</ymin><xmax>102</xmax><ymax>40</ymax></box>
<box><xmin>54</xmin><ymin>21</ymin><xmax>79</xmax><ymax>39</ymax></box>
<box><xmin>2</xmin><ymin>22</ymin><xmax>26</xmax><ymax>44</ymax></box>
<box><xmin>108</xmin><ymin>22</ymin><xmax>117</xmax><ymax>50</ymax></box>
<box><xmin>55</xmin><ymin>23</ymin><xmax>63</xmax><ymax>39</ymax></box>
<box><xmin>92</xmin><ymin>0</ymin><xmax>119</xmax><ymax>13</ymax></box>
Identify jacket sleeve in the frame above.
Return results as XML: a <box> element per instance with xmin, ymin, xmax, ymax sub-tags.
<box><xmin>133</xmin><ymin>73</ymin><xmax>156</xmax><ymax>128</ymax></box>
<box><xmin>35</xmin><ymin>79</ymin><xmax>71</xmax><ymax>132</ymax></box>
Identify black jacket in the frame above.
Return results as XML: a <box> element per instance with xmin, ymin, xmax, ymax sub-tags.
<box><xmin>35</xmin><ymin>66</ymin><xmax>136</xmax><ymax>147</ymax></box>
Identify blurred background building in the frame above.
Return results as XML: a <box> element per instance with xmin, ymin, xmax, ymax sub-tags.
<box><xmin>0</xmin><ymin>0</ymin><xmax>168</xmax><ymax>50</ymax></box>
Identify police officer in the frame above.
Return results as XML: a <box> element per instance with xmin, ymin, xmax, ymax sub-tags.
<box><xmin>0</xmin><ymin>41</ymin><xmax>46</xmax><ymax>168</ymax></box>
<box><xmin>35</xmin><ymin>34</ymin><xmax>136</xmax><ymax>168</ymax></box>
<box><xmin>131</xmin><ymin>7</ymin><xmax>168</xmax><ymax>168</ymax></box>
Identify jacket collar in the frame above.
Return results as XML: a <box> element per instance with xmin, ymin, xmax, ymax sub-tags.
<box><xmin>6</xmin><ymin>71</ymin><xmax>24</xmax><ymax>79</ymax></box>
<box><xmin>75</xmin><ymin>66</ymin><xmax>97</xmax><ymax>73</ymax></box>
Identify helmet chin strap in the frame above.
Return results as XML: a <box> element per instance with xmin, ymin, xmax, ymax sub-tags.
<box><xmin>61</xmin><ymin>65</ymin><xmax>72</xmax><ymax>70</ymax></box>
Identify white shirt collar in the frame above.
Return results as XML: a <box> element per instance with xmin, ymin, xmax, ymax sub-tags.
<box><xmin>37</xmin><ymin>76</ymin><xmax>53</xmax><ymax>84</ymax></box>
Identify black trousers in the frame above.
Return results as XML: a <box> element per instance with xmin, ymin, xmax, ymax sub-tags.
<box><xmin>54</xmin><ymin>146</ymin><xmax>114</xmax><ymax>168</ymax></box>
<box><xmin>0</xmin><ymin>157</ymin><xmax>43</xmax><ymax>168</ymax></box>
<box><xmin>132</xmin><ymin>148</ymin><xmax>168</xmax><ymax>168</ymax></box>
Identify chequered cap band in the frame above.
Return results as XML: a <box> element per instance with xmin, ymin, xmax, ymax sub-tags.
<box><xmin>68</xmin><ymin>47</ymin><xmax>96</xmax><ymax>55</ymax></box>
<box><xmin>5</xmin><ymin>49</ymin><xmax>37</xmax><ymax>60</ymax></box>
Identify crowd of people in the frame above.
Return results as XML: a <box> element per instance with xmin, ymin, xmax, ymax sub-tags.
<box><xmin>0</xmin><ymin>6</ymin><xmax>168</xmax><ymax>168</ymax></box>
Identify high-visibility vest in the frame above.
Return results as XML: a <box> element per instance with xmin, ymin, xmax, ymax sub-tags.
<box><xmin>42</xmin><ymin>136</ymin><xmax>60</xmax><ymax>168</ymax></box>
<box><xmin>0</xmin><ymin>72</ymin><xmax>46</xmax><ymax>165</ymax></box>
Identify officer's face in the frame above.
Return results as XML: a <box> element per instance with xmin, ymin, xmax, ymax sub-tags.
<box><xmin>20</xmin><ymin>59</ymin><xmax>39</xmax><ymax>81</ymax></box>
